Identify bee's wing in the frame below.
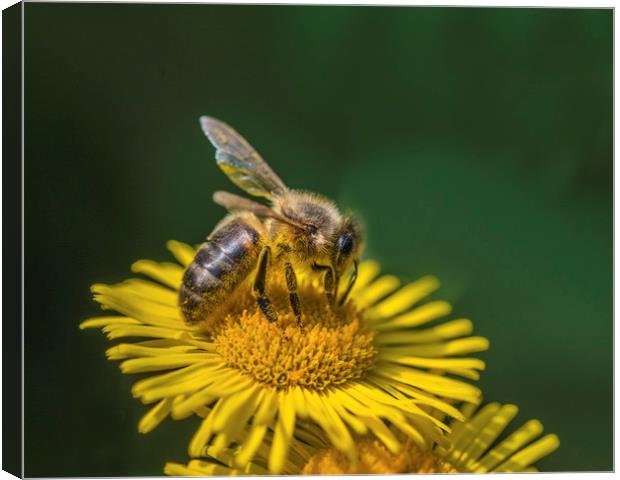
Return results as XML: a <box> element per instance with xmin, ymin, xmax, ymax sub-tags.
<box><xmin>200</xmin><ymin>116</ymin><xmax>287</xmax><ymax>199</ymax></box>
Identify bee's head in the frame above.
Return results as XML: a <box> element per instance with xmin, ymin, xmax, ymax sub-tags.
<box><xmin>272</xmin><ymin>191</ymin><xmax>341</xmax><ymax>261</ymax></box>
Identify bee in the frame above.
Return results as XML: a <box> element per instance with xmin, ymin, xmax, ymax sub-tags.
<box><xmin>179</xmin><ymin>116</ymin><xmax>363</xmax><ymax>328</ymax></box>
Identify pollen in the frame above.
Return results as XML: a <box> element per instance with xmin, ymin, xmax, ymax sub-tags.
<box><xmin>301</xmin><ymin>437</ymin><xmax>458</xmax><ymax>475</ymax></box>
<box><xmin>211</xmin><ymin>280</ymin><xmax>377</xmax><ymax>390</ymax></box>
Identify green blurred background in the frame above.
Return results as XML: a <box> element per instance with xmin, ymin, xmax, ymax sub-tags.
<box><xmin>24</xmin><ymin>4</ymin><xmax>612</xmax><ymax>476</ymax></box>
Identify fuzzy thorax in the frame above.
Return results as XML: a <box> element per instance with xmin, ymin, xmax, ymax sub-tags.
<box><xmin>270</xmin><ymin>190</ymin><xmax>342</xmax><ymax>261</ymax></box>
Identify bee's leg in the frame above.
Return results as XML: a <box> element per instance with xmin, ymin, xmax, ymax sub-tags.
<box><xmin>253</xmin><ymin>247</ymin><xmax>278</xmax><ymax>322</ymax></box>
<box><xmin>312</xmin><ymin>263</ymin><xmax>336</xmax><ymax>305</ymax></box>
<box><xmin>284</xmin><ymin>262</ymin><xmax>303</xmax><ymax>329</ymax></box>
<box><xmin>338</xmin><ymin>260</ymin><xmax>358</xmax><ymax>306</ymax></box>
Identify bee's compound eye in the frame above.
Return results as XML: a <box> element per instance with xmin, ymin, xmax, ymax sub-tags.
<box><xmin>337</xmin><ymin>231</ymin><xmax>355</xmax><ymax>255</ymax></box>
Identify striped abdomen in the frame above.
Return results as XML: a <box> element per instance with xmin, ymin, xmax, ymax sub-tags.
<box><xmin>180</xmin><ymin>219</ymin><xmax>261</xmax><ymax>325</ymax></box>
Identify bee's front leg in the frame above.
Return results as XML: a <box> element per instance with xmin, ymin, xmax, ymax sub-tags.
<box><xmin>312</xmin><ymin>263</ymin><xmax>335</xmax><ymax>305</ymax></box>
<box><xmin>284</xmin><ymin>262</ymin><xmax>303</xmax><ymax>330</ymax></box>
<box><xmin>253</xmin><ymin>247</ymin><xmax>278</xmax><ymax>322</ymax></box>
<box><xmin>338</xmin><ymin>259</ymin><xmax>358</xmax><ymax>306</ymax></box>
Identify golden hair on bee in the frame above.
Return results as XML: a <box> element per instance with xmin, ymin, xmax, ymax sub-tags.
<box><xmin>270</xmin><ymin>190</ymin><xmax>342</xmax><ymax>262</ymax></box>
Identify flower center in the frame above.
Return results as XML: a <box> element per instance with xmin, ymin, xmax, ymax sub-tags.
<box><xmin>210</xmin><ymin>279</ymin><xmax>377</xmax><ymax>390</ymax></box>
<box><xmin>301</xmin><ymin>438</ymin><xmax>458</xmax><ymax>474</ymax></box>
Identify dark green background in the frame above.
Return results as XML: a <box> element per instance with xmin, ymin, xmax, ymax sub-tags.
<box><xmin>24</xmin><ymin>4</ymin><xmax>612</xmax><ymax>476</ymax></box>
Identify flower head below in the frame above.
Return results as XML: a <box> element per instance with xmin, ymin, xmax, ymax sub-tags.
<box><xmin>81</xmin><ymin>240</ymin><xmax>489</xmax><ymax>474</ymax></box>
<box><xmin>166</xmin><ymin>401</ymin><xmax>560</xmax><ymax>475</ymax></box>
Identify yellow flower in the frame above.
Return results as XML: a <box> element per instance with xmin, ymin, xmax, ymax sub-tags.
<box><xmin>81</xmin><ymin>240</ymin><xmax>489</xmax><ymax>474</ymax></box>
<box><xmin>164</xmin><ymin>401</ymin><xmax>559</xmax><ymax>475</ymax></box>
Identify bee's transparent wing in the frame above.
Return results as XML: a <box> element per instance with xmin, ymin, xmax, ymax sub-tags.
<box><xmin>200</xmin><ymin>116</ymin><xmax>287</xmax><ymax>199</ymax></box>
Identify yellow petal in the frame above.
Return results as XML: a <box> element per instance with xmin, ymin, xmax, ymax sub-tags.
<box><xmin>374</xmin><ymin>301</ymin><xmax>452</xmax><ymax>331</ymax></box>
<box><xmin>374</xmin><ymin>362</ymin><xmax>482</xmax><ymax>403</ymax></box>
<box><xmin>449</xmin><ymin>403</ymin><xmax>501</xmax><ymax>467</ymax></box>
<box><xmin>103</xmin><ymin>324</ymin><xmax>196</xmax><ymax>341</ymax></box>
<box><xmin>476</xmin><ymin>419</ymin><xmax>544</xmax><ymax>472</ymax></box>
<box><xmin>107</xmin><ymin>278</ymin><xmax>178</xmax><ymax>306</ymax></box>
<box><xmin>106</xmin><ymin>343</ymin><xmax>199</xmax><ymax>360</ymax></box>
<box><xmin>304</xmin><ymin>390</ymin><xmax>356</xmax><ymax>466</ymax></box>
<box><xmin>379</xmin><ymin>336</ymin><xmax>489</xmax><ymax>358</ymax></box>
<box><xmin>188</xmin><ymin>399</ymin><xmax>222</xmax><ymax>457</ymax></box>
<box><xmin>459</xmin><ymin>404</ymin><xmax>519</xmax><ymax>471</ymax></box>
<box><xmin>138</xmin><ymin>397</ymin><xmax>174</xmax><ymax>433</ymax></box>
<box><xmin>132</xmin><ymin>362</ymin><xmax>217</xmax><ymax>397</ymax></box>
<box><xmin>92</xmin><ymin>283</ymin><xmax>187</xmax><ymax>329</ymax></box>
<box><xmin>367</xmin><ymin>376</ymin><xmax>464</xmax><ymax>421</ymax></box>
<box><xmin>494</xmin><ymin>434</ymin><xmax>560</xmax><ymax>472</ymax></box>
<box><xmin>234</xmin><ymin>390</ymin><xmax>279</xmax><ymax>468</ymax></box>
<box><xmin>366</xmin><ymin>276</ymin><xmax>440</xmax><ymax>320</ymax></box>
<box><xmin>120</xmin><ymin>354</ymin><xmax>213</xmax><ymax>374</ymax></box>
<box><xmin>79</xmin><ymin>316</ymin><xmax>140</xmax><ymax>329</ymax></box>
<box><xmin>379</xmin><ymin>354</ymin><xmax>485</xmax><ymax>372</ymax></box>
<box><xmin>268</xmin><ymin>392</ymin><xmax>296</xmax><ymax>474</ymax></box>
<box><xmin>212</xmin><ymin>384</ymin><xmax>261</xmax><ymax>433</ymax></box>
<box><xmin>354</xmin><ymin>274</ymin><xmax>401</xmax><ymax>309</ymax></box>
<box><xmin>166</xmin><ymin>240</ymin><xmax>197</xmax><ymax>267</ymax></box>
<box><xmin>164</xmin><ymin>462</ymin><xmax>208</xmax><ymax>476</ymax></box>
<box><xmin>131</xmin><ymin>259</ymin><xmax>184</xmax><ymax>289</ymax></box>
<box><xmin>376</xmin><ymin>318</ymin><xmax>471</xmax><ymax>343</ymax></box>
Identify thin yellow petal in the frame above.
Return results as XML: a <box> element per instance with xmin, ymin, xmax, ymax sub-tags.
<box><xmin>361</xmin><ymin>414</ymin><xmax>401</xmax><ymax>454</ymax></box>
<box><xmin>92</xmin><ymin>283</ymin><xmax>187</xmax><ymax>329</ymax></box>
<box><xmin>379</xmin><ymin>354</ymin><xmax>485</xmax><ymax>372</ymax></box>
<box><xmin>291</xmin><ymin>386</ymin><xmax>309</xmax><ymax>419</ymax></box>
<box><xmin>188</xmin><ymin>399</ymin><xmax>222</xmax><ymax>457</ymax></box>
<box><xmin>106</xmin><ymin>343</ymin><xmax>199</xmax><ymax>360</ymax></box>
<box><xmin>353</xmin><ymin>275</ymin><xmax>401</xmax><ymax>309</ymax></box>
<box><xmin>234</xmin><ymin>390</ymin><xmax>279</xmax><ymax>468</ymax></box>
<box><xmin>212</xmin><ymin>384</ymin><xmax>261</xmax><ymax>433</ymax></box>
<box><xmin>187</xmin><ymin>460</ymin><xmax>236</xmax><ymax>475</ymax></box>
<box><xmin>458</xmin><ymin>404</ymin><xmax>519</xmax><ymax>471</ymax></box>
<box><xmin>166</xmin><ymin>240</ymin><xmax>197</xmax><ymax>267</ymax></box>
<box><xmin>476</xmin><ymin>419</ymin><xmax>544</xmax><ymax>472</ymax></box>
<box><xmin>348</xmin><ymin>382</ymin><xmax>450</xmax><ymax>433</ymax></box>
<box><xmin>191</xmin><ymin>459</ymin><xmax>268</xmax><ymax>476</ymax></box>
<box><xmin>330</xmin><ymin>392</ymin><xmax>368</xmax><ymax>435</ymax></box>
<box><xmin>374</xmin><ymin>363</ymin><xmax>482</xmax><ymax>403</ymax></box>
<box><xmin>140</xmin><ymin>374</ymin><xmax>216</xmax><ymax>404</ymax></box>
<box><xmin>164</xmin><ymin>462</ymin><xmax>208</xmax><ymax>476</ymax></box>
<box><xmin>120</xmin><ymin>354</ymin><xmax>213</xmax><ymax>374</ymax></box>
<box><xmin>368</xmin><ymin>376</ymin><xmax>464</xmax><ymax>421</ymax></box>
<box><xmin>494</xmin><ymin>434</ymin><xmax>560</xmax><ymax>472</ymax></box>
<box><xmin>366</xmin><ymin>276</ymin><xmax>440</xmax><ymax>320</ymax></box>
<box><xmin>449</xmin><ymin>403</ymin><xmax>501</xmax><ymax>467</ymax></box>
<box><xmin>132</xmin><ymin>362</ymin><xmax>217</xmax><ymax>397</ymax></box>
<box><xmin>379</xmin><ymin>336</ymin><xmax>489</xmax><ymax>358</ymax></box>
<box><xmin>304</xmin><ymin>390</ymin><xmax>356</xmax><ymax>466</ymax></box>
<box><xmin>131</xmin><ymin>259</ymin><xmax>184</xmax><ymax>289</ymax></box>
<box><xmin>268</xmin><ymin>392</ymin><xmax>296</xmax><ymax>474</ymax></box>
<box><xmin>79</xmin><ymin>316</ymin><xmax>140</xmax><ymax>329</ymax></box>
<box><xmin>103</xmin><ymin>324</ymin><xmax>198</xmax><ymax>341</ymax></box>
<box><xmin>376</xmin><ymin>318</ymin><xmax>472</xmax><ymax>343</ymax></box>
<box><xmin>138</xmin><ymin>397</ymin><xmax>174</xmax><ymax>433</ymax></box>
<box><xmin>374</xmin><ymin>301</ymin><xmax>452</xmax><ymax>331</ymax></box>
<box><xmin>107</xmin><ymin>278</ymin><xmax>178</xmax><ymax>306</ymax></box>
<box><xmin>171</xmin><ymin>381</ymin><xmax>223</xmax><ymax>420</ymax></box>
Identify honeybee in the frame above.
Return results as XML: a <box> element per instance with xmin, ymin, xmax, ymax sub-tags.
<box><xmin>179</xmin><ymin>116</ymin><xmax>363</xmax><ymax>328</ymax></box>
